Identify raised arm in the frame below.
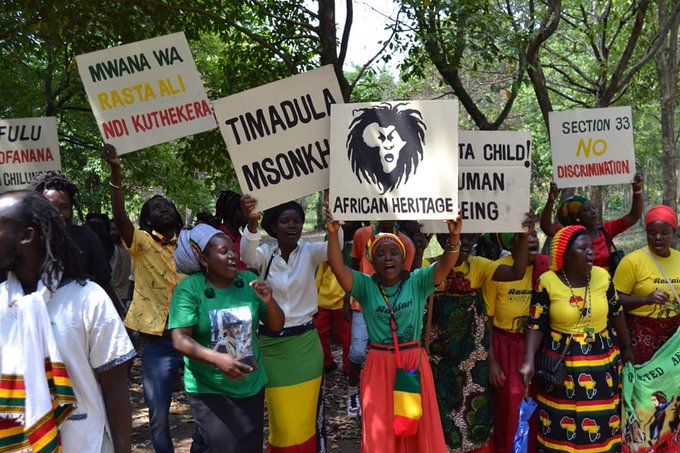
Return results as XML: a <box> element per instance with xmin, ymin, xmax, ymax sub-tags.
<box><xmin>325</xmin><ymin>203</ymin><xmax>354</xmax><ymax>292</ymax></box>
<box><xmin>433</xmin><ymin>215</ymin><xmax>462</xmax><ymax>286</ymax></box>
<box><xmin>540</xmin><ymin>182</ymin><xmax>560</xmax><ymax>238</ymax></box>
<box><xmin>623</xmin><ymin>173</ymin><xmax>644</xmax><ymax>228</ymax></box>
<box><xmin>239</xmin><ymin>194</ymin><xmax>266</xmax><ymax>269</ymax></box>
<box><xmin>102</xmin><ymin>144</ymin><xmax>134</xmax><ymax>248</ymax></box>
<box><xmin>492</xmin><ymin>213</ymin><xmax>535</xmax><ymax>282</ymax></box>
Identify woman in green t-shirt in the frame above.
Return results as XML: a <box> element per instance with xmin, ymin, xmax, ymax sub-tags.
<box><xmin>326</xmin><ymin>207</ymin><xmax>461</xmax><ymax>453</ymax></box>
<box><xmin>168</xmin><ymin>224</ymin><xmax>284</xmax><ymax>453</ymax></box>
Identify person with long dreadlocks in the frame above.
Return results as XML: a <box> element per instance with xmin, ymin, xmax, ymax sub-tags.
<box><xmin>102</xmin><ymin>144</ymin><xmax>199</xmax><ymax>453</ymax></box>
<box><xmin>0</xmin><ymin>190</ymin><xmax>135</xmax><ymax>452</ymax></box>
<box><xmin>215</xmin><ymin>190</ymin><xmax>248</xmax><ymax>270</ymax></box>
<box><xmin>539</xmin><ymin>175</ymin><xmax>643</xmax><ymax>272</ymax></box>
<box><xmin>30</xmin><ymin>171</ymin><xmax>125</xmax><ymax>317</ymax></box>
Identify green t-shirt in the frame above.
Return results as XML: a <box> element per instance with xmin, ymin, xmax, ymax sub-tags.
<box><xmin>351</xmin><ymin>264</ymin><xmax>436</xmax><ymax>345</ymax></box>
<box><xmin>168</xmin><ymin>272</ymin><xmax>267</xmax><ymax>397</ymax></box>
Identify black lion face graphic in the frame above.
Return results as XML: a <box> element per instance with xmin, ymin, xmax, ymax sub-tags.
<box><xmin>346</xmin><ymin>102</ymin><xmax>426</xmax><ymax>194</ymax></box>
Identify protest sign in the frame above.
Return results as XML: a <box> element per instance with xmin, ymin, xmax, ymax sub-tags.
<box><xmin>213</xmin><ymin>65</ymin><xmax>342</xmax><ymax>210</ymax></box>
<box><xmin>0</xmin><ymin>117</ymin><xmax>61</xmax><ymax>191</ymax></box>
<box><xmin>76</xmin><ymin>32</ymin><xmax>216</xmax><ymax>154</ymax></box>
<box><xmin>421</xmin><ymin>130</ymin><xmax>531</xmax><ymax>234</ymax></box>
<box><xmin>549</xmin><ymin>106</ymin><xmax>635</xmax><ymax>188</ymax></box>
<box><xmin>330</xmin><ymin>100</ymin><xmax>458</xmax><ymax>221</ymax></box>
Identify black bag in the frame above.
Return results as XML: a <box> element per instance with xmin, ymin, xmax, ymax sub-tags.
<box><xmin>599</xmin><ymin>227</ymin><xmax>624</xmax><ymax>274</ymax></box>
<box><xmin>534</xmin><ymin>352</ymin><xmax>567</xmax><ymax>388</ymax></box>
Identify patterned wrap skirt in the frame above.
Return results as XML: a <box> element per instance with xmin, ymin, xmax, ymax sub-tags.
<box><xmin>536</xmin><ymin>327</ymin><xmax>622</xmax><ymax>453</ymax></box>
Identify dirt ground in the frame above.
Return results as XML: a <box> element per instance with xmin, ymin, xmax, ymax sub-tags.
<box><xmin>130</xmin><ymin>344</ymin><xmax>362</xmax><ymax>452</ymax></box>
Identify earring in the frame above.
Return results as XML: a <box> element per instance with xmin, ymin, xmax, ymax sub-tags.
<box><xmin>204</xmin><ymin>275</ymin><xmax>215</xmax><ymax>298</ymax></box>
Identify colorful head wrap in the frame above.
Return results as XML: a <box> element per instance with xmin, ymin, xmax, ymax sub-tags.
<box><xmin>261</xmin><ymin>201</ymin><xmax>305</xmax><ymax>238</ymax></box>
<box><xmin>480</xmin><ymin>232</ymin><xmax>515</xmax><ymax>251</ymax></box>
<box><xmin>557</xmin><ymin>196</ymin><xmax>589</xmax><ymax>226</ymax></box>
<box><xmin>174</xmin><ymin>224</ymin><xmax>224</xmax><ymax>274</ymax></box>
<box><xmin>645</xmin><ymin>205</ymin><xmax>677</xmax><ymax>229</ymax></box>
<box><xmin>367</xmin><ymin>233</ymin><xmax>406</xmax><ymax>264</ymax></box>
<box><xmin>549</xmin><ymin>225</ymin><xmax>587</xmax><ymax>271</ymax></box>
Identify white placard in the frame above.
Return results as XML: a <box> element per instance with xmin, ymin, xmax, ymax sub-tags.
<box><xmin>213</xmin><ymin>65</ymin><xmax>342</xmax><ymax>211</ymax></box>
<box><xmin>330</xmin><ymin>100</ymin><xmax>458</xmax><ymax>221</ymax></box>
<box><xmin>549</xmin><ymin>106</ymin><xmax>635</xmax><ymax>188</ymax></box>
<box><xmin>421</xmin><ymin>130</ymin><xmax>531</xmax><ymax>234</ymax></box>
<box><xmin>76</xmin><ymin>32</ymin><xmax>217</xmax><ymax>154</ymax></box>
<box><xmin>0</xmin><ymin>117</ymin><xmax>61</xmax><ymax>191</ymax></box>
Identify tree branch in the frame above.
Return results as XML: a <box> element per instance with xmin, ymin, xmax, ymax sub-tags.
<box><xmin>338</xmin><ymin>0</ymin><xmax>353</xmax><ymax>66</ymax></box>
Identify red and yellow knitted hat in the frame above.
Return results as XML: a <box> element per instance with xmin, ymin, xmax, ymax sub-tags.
<box><xmin>367</xmin><ymin>233</ymin><xmax>406</xmax><ymax>263</ymax></box>
<box><xmin>549</xmin><ymin>225</ymin><xmax>587</xmax><ymax>271</ymax></box>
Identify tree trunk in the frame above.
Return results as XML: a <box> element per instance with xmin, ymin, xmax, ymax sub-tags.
<box><xmin>657</xmin><ymin>0</ymin><xmax>679</xmax><ymax>208</ymax></box>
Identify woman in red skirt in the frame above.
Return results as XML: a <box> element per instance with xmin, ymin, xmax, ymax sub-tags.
<box><xmin>325</xmin><ymin>208</ymin><xmax>461</xmax><ymax>453</ymax></box>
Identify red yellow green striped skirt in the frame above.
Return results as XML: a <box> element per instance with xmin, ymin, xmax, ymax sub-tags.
<box><xmin>536</xmin><ymin>327</ymin><xmax>622</xmax><ymax>452</ymax></box>
<box><xmin>259</xmin><ymin>328</ymin><xmax>325</xmax><ymax>452</ymax></box>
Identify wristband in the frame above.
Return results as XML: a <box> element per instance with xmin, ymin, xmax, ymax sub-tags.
<box><xmin>633</xmin><ymin>190</ymin><xmax>642</xmax><ymax>195</ymax></box>
<box><xmin>109</xmin><ymin>181</ymin><xmax>121</xmax><ymax>189</ymax></box>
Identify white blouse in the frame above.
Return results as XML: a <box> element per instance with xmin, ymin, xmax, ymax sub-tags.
<box><xmin>241</xmin><ymin>228</ymin><xmax>343</xmax><ymax>328</ymax></box>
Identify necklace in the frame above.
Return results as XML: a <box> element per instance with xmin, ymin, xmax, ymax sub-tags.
<box><xmin>561</xmin><ymin>270</ymin><xmax>595</xmax><ymax>343</ymax></box>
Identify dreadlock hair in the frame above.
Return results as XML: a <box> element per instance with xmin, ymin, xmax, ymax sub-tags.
<box><xmin>138</xmin><ymin>195</ymin><xmax>184</xmax><ymax>235</ymax></box>
<box><xmin>5</xmin><ymin>191</ymin><xmax>86</xmax><ymax>291</ymax></box>
<box><xmin>85</xmin><ymin>212</ymin><xmax>112</xmax><ymax>231</ymax></box>
<box><xmin>215</xmin><ymin>190</ymin><xmax>245</xmax><ymax>228</ymax></box>
<box><xmin>30</xmin><ymin>171</ymin><xmax>84</xmax><ymax>223</ymax></box>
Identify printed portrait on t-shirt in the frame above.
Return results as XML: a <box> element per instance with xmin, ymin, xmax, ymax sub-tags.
<box><xmin>208</xmin><ymin>306</ymin><xmax>253</xmax><ymax>361</ymax></box>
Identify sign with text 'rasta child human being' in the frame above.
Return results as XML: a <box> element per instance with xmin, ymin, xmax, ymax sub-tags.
<box><xmin>0</xmin><ymin>117</ymin><xmax>61</xmax><ymax>191</ymax></box>
<box><xmin>76</xmin><ymin>32</ymin><xmax>216</xmax><ymax>155</ymax></box>
<box><xmin>212</xmin><ymin>65</ymin><xmax>342</xmax><ymax>211</ymax></box>
<box><xmin>549</xmin><ymin>106</ymin><xmax>635</xmax><ymax>188</ymax></box>
<box><xmin>421</xmin><ymin>131</ymin><xmax>532</xmax><ymax>234</ymax></box>
<box><xmin>329</xmin><ymin>100</ymin><xmax>458</xmax><ymax>221</ymax></box>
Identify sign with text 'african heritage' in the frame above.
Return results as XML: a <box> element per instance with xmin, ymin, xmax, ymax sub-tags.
<box><xmin>76</xmin><ymin>32</ymin><xmax>216</xmax><ymax>154</ymax></box>
<box><xmin>212</xmin><ymin>65</ymin><xmax>342</xmax><ymax>211</ymax></box>
<box><xmin>330</xmin><ymin>100</ymin><xmax>458</xmax><ymax>221</ymax></box>
<box><xmin>0</xmin><ymin>117</ymin><xmax>61</xmax><ymax>192</ymax></box>
<box><xmin>421</xmin><ymin>130</ymin><xmax>532</xmax><ymax>234</ymax></box>
<box><xmin>549</xmin><ymin>106</ymin><xmax>635</xmax><ymax>188</ymax></box>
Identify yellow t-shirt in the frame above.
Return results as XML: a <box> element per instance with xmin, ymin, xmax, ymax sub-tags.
<box><xmin>423</xmin><ymin>255</ymin><xmax>498</xmax><ymax>293</ymax></box>
<box><xmin>124</xmin><ymin>229</ymin><xmax>185</xmax><ymax>335</ymax></box>
<box><xmin>528</xmin><ymin>266</ymin><xmax>619</xmax><ymax>334</ymax></box>
<box><xmin>613</xmin><ymin>246</ymin><xmax>680</xmax><ymax>318</ymax></box>
<box><xmin>316</xmin><ymin>262</ymin><xmax>345</xmax><ymax>311</ymax></box>
<box><xmin>483</xmin><ymin>255</ymin><xmax>533</xmax><ymax>333</ymax></box>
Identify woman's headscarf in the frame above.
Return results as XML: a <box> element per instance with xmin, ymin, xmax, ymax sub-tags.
<box><xmin>261</xmin><ymin>201</ymin><xmax>305</xmax><ymax>238</ymax></box>
<box><xmin>174</xmin><ymin>224</ymin><xmax>224</xmax><ymax>274</ymax></box>
<box><xmin>557</xmin><ymin>196</ymin><xmax>589</xmax><ymax>226</ymax></box>
<box><xmin>645</xmin><ymin>205</ymin><xmax>677</xmax><ymax>229</ymax></box>
<box><xmin>367</xmin><ymin>233</ymin><xmax>406</xmax><ymax>264</ymax></box>
<box><xmin>549</xmin><ymin>225</ymin><xmax>587</xmax><ymax>271</ymax></box>
<box><xmin>480</xmin><ymin>232</ymin><xmax>515</xmax><ymax>251</ymax></box>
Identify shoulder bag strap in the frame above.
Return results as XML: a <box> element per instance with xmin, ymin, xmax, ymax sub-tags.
<box><xmin>643</xmin><ymin>248</ymin><xmax>680</xmax><ymax>306</ymax></box>
<box><xmin>262</xmin><ymin>249</ymin><xmax>277</xmax><ymax>281</ymax></box>
<box><xmin>379</xmin><ymin>284</ymin><xmax>404</xmax><ymax>369</ymax></box>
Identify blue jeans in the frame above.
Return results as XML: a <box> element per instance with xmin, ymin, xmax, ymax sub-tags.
<box><xmin>349</xmin><ymin>311</ymin><xmax>369</xmax><ymax>365</ymax></box>
<box><xmin>140</xmin><ymin>334</ymin><xmax>184</xmax><ymax>453</ymax></box>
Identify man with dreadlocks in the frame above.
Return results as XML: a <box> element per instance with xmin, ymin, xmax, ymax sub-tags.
<box><xmin>0</xmin><ymin>190</ymin><xmax>135</xmax><ymax>452</ymax></box>
<box><xmin>30</xmin><ymin>171</ymin><xmax>126</xmax><ymax>317</ymax></box>
<box><xmin>102</xmin><ymin>144</ymin><xmax>203</xmax><ymax>453</ymax></box>
<box><xmin>215</xmin><ymin>189</ymin><xmax>248</xmax><ymax>270</ymax></box>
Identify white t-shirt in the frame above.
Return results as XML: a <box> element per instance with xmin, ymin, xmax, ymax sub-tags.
<box><xmin>44</xmin><ymin>280</ymin><xmax>135</xmax><ymax>452</ymax></box>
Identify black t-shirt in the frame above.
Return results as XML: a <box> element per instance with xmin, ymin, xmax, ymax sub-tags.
<box><xmin>69</xmin><ymin>224</ymin><xmax>112</xmax><ymax>286</ymax></box>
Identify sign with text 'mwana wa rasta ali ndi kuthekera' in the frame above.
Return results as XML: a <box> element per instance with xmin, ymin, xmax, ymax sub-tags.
<box><xmin>421</xmin><ymin>130</ymin><xmax>532</xmax><ymax>234</ymax></box>
<box><xmin>549</xmin><ymin>106</ymin><xmax>635</xmax><ymax>188</ymax></box>
<box><xmin>212</xmin><ymin>65</ymin><xmax>343</xmax><ymax>211</ymax></box>
<box><xmin>76</xmin><ymin>32</ymin><xmax>216</xmax><ymax>155</ymax></box>
<box><xmin>329</xmin><ymin>100</ymin><xmax>459</xmax><ymax>221</ymax></box>
<box><xmin>0</xmin><ymin>117</ymin><xmax>61</xmax><ymax>191</ymax></box>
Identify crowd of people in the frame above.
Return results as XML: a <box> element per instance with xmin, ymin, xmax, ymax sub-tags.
<box><xmin>1</xmin><ymin>144</ymin><xmax>679</xmax><ymax>453</ymax></box>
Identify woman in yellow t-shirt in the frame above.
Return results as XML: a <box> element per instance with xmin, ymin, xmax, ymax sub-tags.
<box><xmin>520</xmin><ymin>225</ymin><xmax>634</xmax><ymax>451</ymax></box>
<box><xmin>426</xmin><ymin>224</ymin><xmax>532</xmax><ymax>453</ymax></box>
<box><xmin>613</xmin><ymin>205</ymin><xmax>680</xmax><ymax>365</ymax></box>
<box><xmin>483</xmin><ymin>230</ymin><xmax>549</xmax><ymax>453</ymax></box>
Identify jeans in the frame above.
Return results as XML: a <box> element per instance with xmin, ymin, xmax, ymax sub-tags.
<box><xmin>140</xmin><ymin>334</ymin><xmax>184</xmax><ymax>453</ymax></box>
<box><xmin>348</xmin><ymin>311</ymin><xmax>369</xmax><ymax>365</ymax></box>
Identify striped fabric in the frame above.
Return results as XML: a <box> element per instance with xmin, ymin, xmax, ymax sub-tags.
<box><xmin>536</xmin><ymin>328</ymin><xmax>622</xmax><ymax>452</ymax></box>
<box><xmin>259</xmin><ymin>330</ymin><xmax>324</xmax><ymax>452</ymax></box>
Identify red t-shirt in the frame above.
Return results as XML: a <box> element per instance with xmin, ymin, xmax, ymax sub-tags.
<box><xmin>554</xmin><ymin>216</ymin><xmax>630</xmax><ymax>269</ymax></box>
